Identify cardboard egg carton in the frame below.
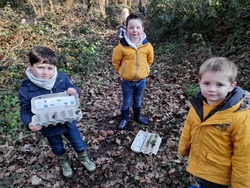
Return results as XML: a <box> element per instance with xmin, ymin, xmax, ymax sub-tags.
<box><xmin>131</xmin><ymin>130</ymin><xmax>162</xmax><ymax>155</ymax></box>
<box><xmin>31</xmin><ymin>92</ymin><xmax>82</xmax><ymax>127</ymax></box>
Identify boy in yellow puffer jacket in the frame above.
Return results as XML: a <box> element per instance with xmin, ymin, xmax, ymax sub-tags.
<box><xmin>112</xmin><ymin>13</ymin><xmax>154</xmax><ymax>129</ymax></box>
<box><xmin>178</xmin><ymin>57</ymin><xmax>250</xmax><ymax>188</ymax></box>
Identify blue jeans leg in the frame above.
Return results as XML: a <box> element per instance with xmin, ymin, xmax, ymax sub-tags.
<box><xmin>133</xmin><ymin>79</ymin><xmax>146</xmax><ymax>108</ymax></box>
<box><xmin>121</xmin><ymin>78</ymin><xmax>146</xmax><ymax>111</ymax></box>
<box><xmin>63</xmin><ymin>124</ymin><xmax>86</xmax><ymax>153</ymax></box>
<box><xmin>47</xmin><ymin>124</ymin><xmax>86</xmax><ymax>156</ymax></box>
<box><xmin>47</xmin><ymin>134</ymin><xmax>65</xmax><ymax>156</ymax></box>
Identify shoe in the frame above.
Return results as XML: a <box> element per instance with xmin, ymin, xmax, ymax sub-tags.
<box><xmin>133</xmin><ymin>106</ymin><xmax>148</xmax><ymax>125</ymax></box>
<box><xmin>136</xmin><ymin>116</ymin><xmax>148</xmax><ymax>125</ymax></box>
<box><xmin>118</xmin><ymin>109</ymin><xmax>129</xmax><ymax>129</ymax></box>
<box><xmin>58</xmin><ymin>152</ymin><xmax>73</xmax><ymax>178</ymax></box>
<box><xmin>78</xmin><ymin>151</ymin><xmax>97</xmax><ymax>172</ymax></box>
<box><xmin>118</xmin><ymin>119</ymin><xmax>128</xmax><ymax>129</ymax></box>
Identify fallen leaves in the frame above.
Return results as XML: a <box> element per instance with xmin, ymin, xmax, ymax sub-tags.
<box><xmin>0</xmin><ymin>28</ymin><xmax>198</xmax><ymax>187</ymax></box>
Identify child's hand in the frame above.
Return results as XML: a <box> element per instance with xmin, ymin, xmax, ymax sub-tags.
<box><xmin>28</xmin><ymin>122</ymin><xmax>42</xmax><ymax>131</ymax></box>
<box><xmin>67</xmin><ymin>88</ymin><xmax>77</xmax><ymax>95</ymax></box>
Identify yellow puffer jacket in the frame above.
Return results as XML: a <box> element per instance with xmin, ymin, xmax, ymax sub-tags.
<box><xmin>178</xmin><ymin>87</ymin><xmax>250</xmax><ymax>187</ymax></box>
<box><xmin>112</xmin><ymin>33</ymin><xmax>154</xmax><ymax>81</ymax></box>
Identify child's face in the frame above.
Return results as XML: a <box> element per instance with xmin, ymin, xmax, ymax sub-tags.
<box><xmin>126</xmin><ymin>19</ymin><xmax>144</xmax><ymax>40</ymax></box>
<box><xmin>199</xmin><ymin>71</ymin><xmax>236</xmax><ymax>106</ymax></box>
<box><xmin>30</xmin><ymin>63</ymin><xmax>55</xmax><ymax>80</ymax></box>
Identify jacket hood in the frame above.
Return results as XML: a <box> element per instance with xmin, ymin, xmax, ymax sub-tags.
<box><xmin>191</xmin><ymin>86</ymin><xmax>244</xmax><ymax>121</ymax></box>
<box><xmin>120</xmin><ymin>32</ymin><xmax>149</xmax><ymax>48</ymax></box>
<box><xmin>237</xmin><ymin>90</ymin><xmax>250</xmax><ymax>111</ymax></box>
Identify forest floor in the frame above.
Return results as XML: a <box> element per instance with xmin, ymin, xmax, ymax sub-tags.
<box><xmin>0</xmin><ymin>28</ymin><xmax>208</xmax><ymax>188</ymax></box>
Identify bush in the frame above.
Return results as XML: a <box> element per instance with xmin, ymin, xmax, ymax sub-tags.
<box><xmin>0</xmin><ymin>3</ymin><xmax>102</xmax><ymax>143</ymax></box>
<box><xmin>185</xmin><ymin>84</ymin><xmax>200</xmax><ymax>98</ymax></box>
<box><xmin>56</xmin><ymin>37</ymin><xmax>99</xmax><ymax>79</ymax></box>
<box><xmin>0</xmin><ymin>92</ymin><xmax>21</xmax><ymax>144</ymax></box>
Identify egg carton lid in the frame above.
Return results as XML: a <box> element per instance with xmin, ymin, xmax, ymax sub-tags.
<box><xmin>131</xmin><ymin>130</ymin><xmax>162</xmax><ymax>155</ymax></box>
<box><xmin>31</xmin><ymin>91</ymin><xmax>80</xmax><ymax>114</ymax></box>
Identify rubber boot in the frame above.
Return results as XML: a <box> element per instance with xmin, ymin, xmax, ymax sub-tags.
<box><xmin>58</xmin><ymin>152</ymin><xmax>73</xmax><ymax>178</ymax></box>
<box><xmin>78</xmin><ymin>151</ymin><xmax>97</xmax><ymax>172</ymax></box>
<box><xmin>118</xmin><ymin>109</ymin><xmax>129</xmax><ymax>129</ymax></box>
<box><xmin>133</xmin><ymin>106</ymin><xmax>148</xmax><ymax>125</ymax></box>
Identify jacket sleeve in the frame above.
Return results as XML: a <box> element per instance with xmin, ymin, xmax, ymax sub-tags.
<box><xmin>112</xmin><ymin>45</ymin><xmax>123</xmax><ymax>72</ymax></box>
<box><xmin>231</xmin><ymin>109</ymin><xmax>250</xmax><ymax>187</ymax></box>
<box><xmin>178</xmin><ymin>106</ymin><xmax>194</xmax><ymax>156</ymax></box>
<box><xmin>147</xmin><ymin>43</ymin><xmax>154</xmax><ymax>66</ymax></box>
<box><xmin>18</xmin><ymin>88</ymin><xmax>32</xmax><ymax>130</ymax></box>
<box><xmin>63</xmin><ymin>73</ymin><xmax>80</xmax><ymax>94</ymax></box>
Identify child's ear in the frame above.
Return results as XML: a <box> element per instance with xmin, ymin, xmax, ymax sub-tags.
<box><xmin>229</xmin><ymin>81</ymin><xmax>237</xmax><ymax>91</ymax></box>
<box><xmin>232</xmin><ymin>81</ymin><xmax>237</xmax><ymax>87</ymax></box>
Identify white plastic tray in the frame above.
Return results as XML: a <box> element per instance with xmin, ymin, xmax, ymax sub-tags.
<box><xmin>31</xmin><ymin>92</ymin><xmax>82</xmax><ymax>127</ymax></box>
<box><xmin>131</xmin><ymin>130</ymin><xmax>162</xmax><ymax>155</ymax></box>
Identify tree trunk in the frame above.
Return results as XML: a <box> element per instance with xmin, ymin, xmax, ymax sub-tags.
<box><xmin>99</xmin><ymin>0</ymin><xmax>106</xmax><ymax>18</ymax></box>
<box><xmin>40</xmin><ymin>0</ymin><xmax>44</xmax><ymax>16</ymax></box>
<box><xmin>27</xmin><ymin>0</ymin><xmax>37</xmax><ymax>14</ymax></box>
<box><xmin>87</xmin><ymin>0</ymin><xmax>92</xmax><ymax>13</ymax></box>
<box><xmin>48</xmin><ymin>0</ymin><xmax>54</xmax><ymax>12</ymax></box>
<box><xmin>65</xmin><ymin>0</ymin><xmax>74</xmax><ymax>10</ymax></box>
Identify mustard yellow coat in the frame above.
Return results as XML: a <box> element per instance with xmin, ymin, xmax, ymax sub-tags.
<box><xmin>112</xmin><ymin>33</ymin><xmax>154</xmax><ymax>81</ymax></box>
<box><xmin>178</xmin><ymin>87</ymin><xmax>250</xmax><ymax>187</ymax></box>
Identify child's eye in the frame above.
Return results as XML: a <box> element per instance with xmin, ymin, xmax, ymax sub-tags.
<box><xmin>203</xmin><ymin>82</ymin><xmax>209</xmax><ymax>85</ymax></box>
<box><xmin>217</xmin><ymin>83</ymin><xmax>224</xmax><ymax>87</ymax></box>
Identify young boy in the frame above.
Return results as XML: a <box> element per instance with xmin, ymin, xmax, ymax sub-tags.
<box><xmin>18</xmin><ymin>46</ymin><xmax>96</xmax><ymax>178</ymax></box>
<box><xmin>112</xmin><ymin>13</ymin><xmax>154</xmax><ymax>129</ymax></box>
<box><xmin>178</xmin><ymin>57</ymin><xmax>250</xmax><ymax>187</ymax></box>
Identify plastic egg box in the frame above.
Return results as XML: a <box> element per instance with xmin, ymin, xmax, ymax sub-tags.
<box><xmin>31</xmin><ymin>92</ymin><xmax>82</xmax><ymax>127</ymax></box>
<box><xmin>131</xmin><ymin>130</ymin><xmax>162</xmax><ymax>155</ymax></box>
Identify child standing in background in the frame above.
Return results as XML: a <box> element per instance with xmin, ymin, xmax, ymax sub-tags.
<box><xmin>18</xmin><ymin>46</ymin><xmax>96</xmax><ymax>178</ymax></box>
<box><xmin>178</xmin><ymin>57</ymin><xmax>250</xmax><ymax>187</ymax></box>
<box><xmin>116</xmin><ymin>8</ymin><xmax>129</xmax><ymax>39</ymax></box>
<box><xmin>112</xmin><ymin>13</ymin><xmax>154</xmax><ymax>129</ymax></box>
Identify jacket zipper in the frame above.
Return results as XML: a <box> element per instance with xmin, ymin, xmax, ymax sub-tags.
<box><xmin>134</xmin><ymin>50</ymin><xmax>139</xmax><ymax>81</ymax></box>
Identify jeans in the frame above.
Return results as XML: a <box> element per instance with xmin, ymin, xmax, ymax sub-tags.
<box><xmin>47</xmin><ymin>124</ymin><xmax>86</xmax><ymax>156</ymax></box>
<box><xmin>121</xmin><ymin>78</ymin><xmax>146</xmax><ymax>111</ymax></box>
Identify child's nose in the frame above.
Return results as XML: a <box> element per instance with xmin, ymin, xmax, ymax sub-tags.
<box><xmin>208</xmin><ymin>85</ymin><xmax>216</xmax><ymax>92</ymax></box>
<box><xmin>43</xmin><ymin>69</ymin><xmax>49</xmax><ymax>74</ymax></box>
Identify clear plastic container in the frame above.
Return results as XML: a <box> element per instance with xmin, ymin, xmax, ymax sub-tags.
<box><xmin>31</xmin><ymin>92</ymin><xmax>82</xmax><ymax>127</ymax></box>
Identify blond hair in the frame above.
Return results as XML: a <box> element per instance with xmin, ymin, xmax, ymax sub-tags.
<box><xmin>121</xmin><ymin>8</ymin><xmax>129</xmax><ymax>23</ymax></box>
<box><xmin>199</xmin><ymin>57</ymin><xmax>238</xmax><ymax>83</ymax></box>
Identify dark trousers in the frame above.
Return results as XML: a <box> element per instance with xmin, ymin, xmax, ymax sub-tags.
<box><xmin>199</xmin><ymin>178</ymin><xmax>228</xmax><ymax>188</ymax></box>
<box><xmin>47</xmin><ymin>124</ymin><xmax>86</xmax><ymax>156</ymax></box>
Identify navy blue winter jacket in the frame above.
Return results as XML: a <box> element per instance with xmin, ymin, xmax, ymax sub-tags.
<box><xmin>18</xmin><ymin>72</ymin><xmax>80</xmax><ymax>138</ymax></box>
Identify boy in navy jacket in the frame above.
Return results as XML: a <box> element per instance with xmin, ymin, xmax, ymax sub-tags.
<box><xmin>18</xmin><ymin>46</ymin><xmax>96</xmax><ymax>178</ymax></box>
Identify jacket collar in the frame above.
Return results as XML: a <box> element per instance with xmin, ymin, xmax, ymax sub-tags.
<box><xmin>191</xmin><ymin>86</ymin><xmax>244</xmax><ymax>121</ymax></box>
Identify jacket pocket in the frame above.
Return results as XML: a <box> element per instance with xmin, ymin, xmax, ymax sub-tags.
<box><xmin>120</xmin><ymin>63</ymin><xmax>126</xmax><ymax>76</ymax></box>
<box><xmin>144</xmin><ymin>61</ymin><xmax>149</xmax><ymax>74</ymax></box>
<box><xmin>204</xmin><ymin>153</ymin><xmax>231</xmax><ymax>180</ymax></box>
<box><xmin>207</xmin><ymin>153</ymin><xmax>231</xmax><ymax>166</ymax></box>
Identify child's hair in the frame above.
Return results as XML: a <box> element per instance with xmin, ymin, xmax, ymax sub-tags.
<box><xmin>199</xmin><ymin>57</ymin><xmax>238</xmax><ymax>83</ymax></box>
<box><xmin>28</xmin><ymin>46</ymin><xmax>58</xmax><ymax>66</ymax></box>
<box><xmin>126</xmin><ymin>13</ymin><xmax>144</xmax><ymax>28</ymax></box>
<box><xmin>121</xmin><ymin>8</ymin><xmax>129</xmax><ymax>25</ymax></box>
